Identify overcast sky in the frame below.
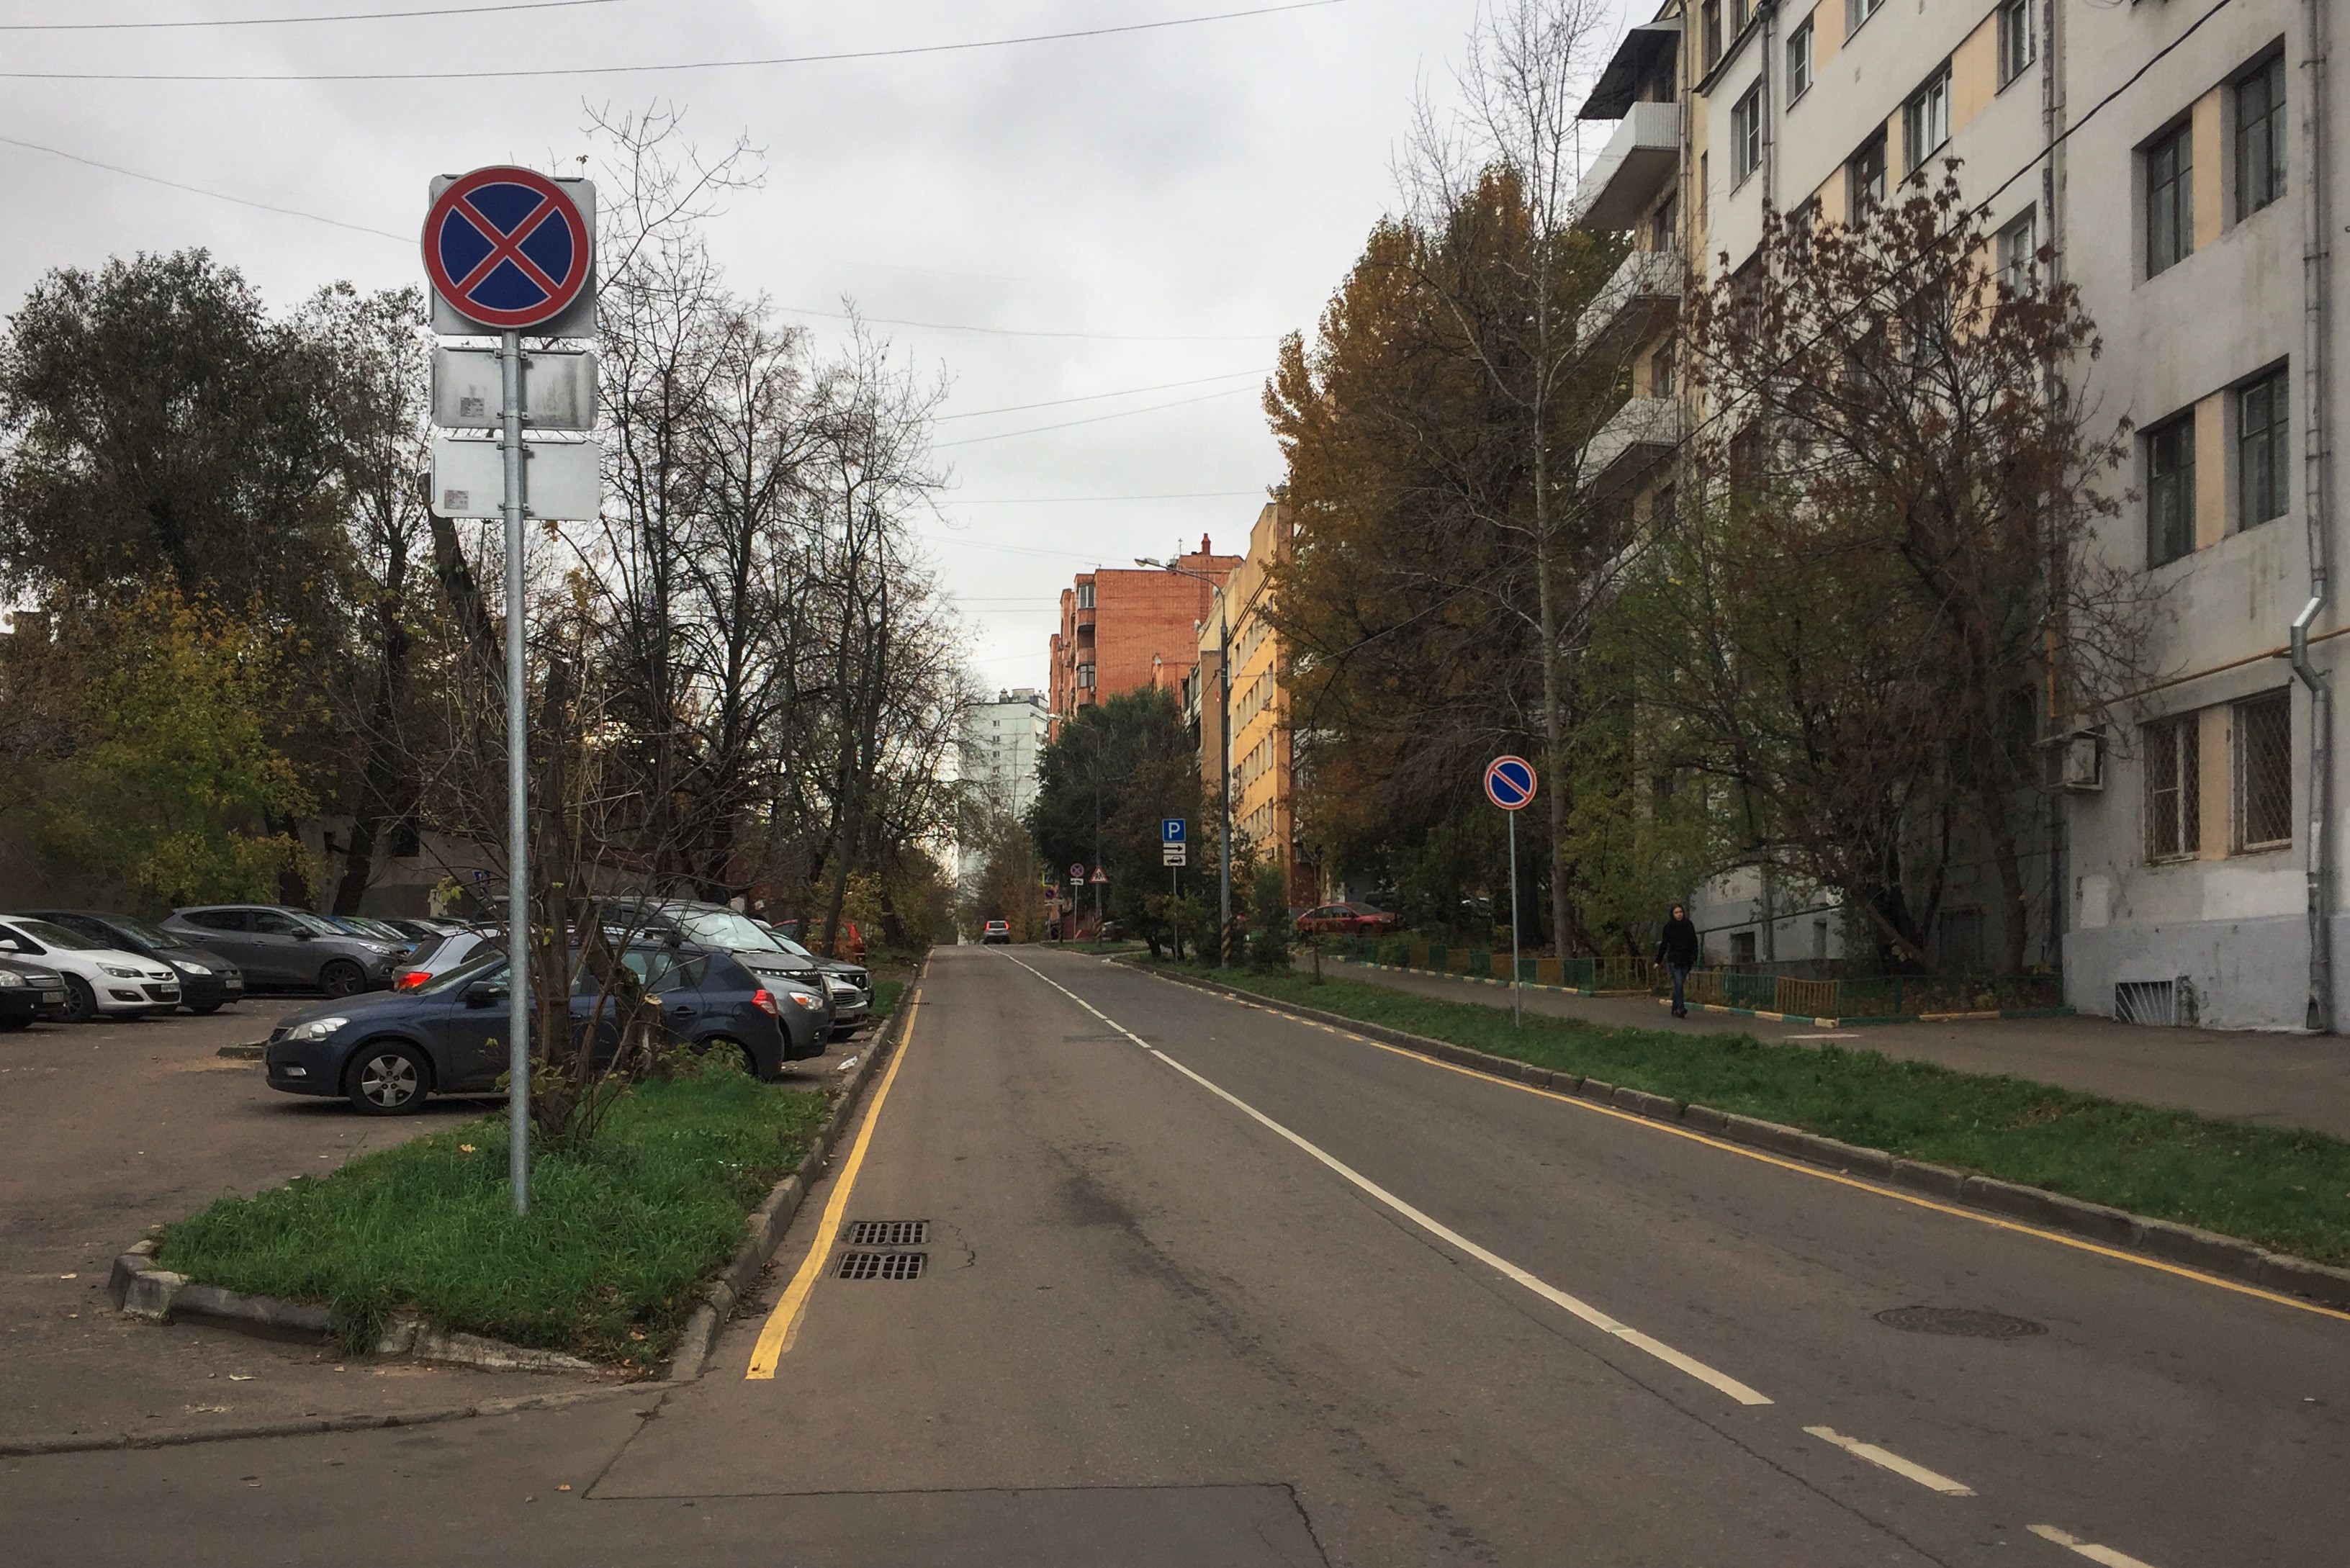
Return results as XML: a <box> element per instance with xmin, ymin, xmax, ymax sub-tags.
<box><xmin>0</xmin><ymin>0</ymin><xmax>1637</xmax><ymax>691</ymax></box>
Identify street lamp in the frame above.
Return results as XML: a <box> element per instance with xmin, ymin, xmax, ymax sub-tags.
<box><xmin>1138</xmin><ymin>554</ymin><xmax>1233</xmax><ymax>961</ymax></box>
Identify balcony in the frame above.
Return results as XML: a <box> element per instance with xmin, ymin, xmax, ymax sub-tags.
<box><xmin>1580</xmin><ymin>396</ymin><xmax>1680</xmax><ymax>495</ymax></box>
<box><xmin>1578</xmin><ymin>247</ymin><xmax>1682</xmax><ymax>362</ymax></box>
<box><xmin>1571</xmin><ymin>101</ymin><xmax>1679</xmax><ymax>233</ymax></box>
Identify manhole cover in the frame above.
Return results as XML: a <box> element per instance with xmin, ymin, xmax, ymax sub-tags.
<box><xmin>844</xmin><ymin>1220</ymin><xmax>929</xmax><ymax>1247</ymax></box>
<box><xmin>1874</xmin><ymin>1306</ymin><xmax>2046</xmax><ymax>1339</ymax></box>
<box><xmin>837</xmin><ymin>1251</ymin><xmax>926</xmax><ymax>1281</ymax></box>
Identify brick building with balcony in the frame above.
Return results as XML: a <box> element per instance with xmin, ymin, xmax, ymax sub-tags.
<box><xmin>1047</xmin><ymin>536</ymin><xmax>1240</xmax><ymax>729</ymax></box>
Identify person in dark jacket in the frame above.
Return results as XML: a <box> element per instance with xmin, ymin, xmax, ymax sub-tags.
<box><xmin>1657</xmin><ymin>904</ymin><xmax>1700</xmax><ymax>1018</ymax></box>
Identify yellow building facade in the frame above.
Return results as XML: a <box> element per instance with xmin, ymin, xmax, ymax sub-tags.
<box><xmin>1194</xmin><ymin>502</ymin><xmax>1313</xmax><ymax>901</ymax></box>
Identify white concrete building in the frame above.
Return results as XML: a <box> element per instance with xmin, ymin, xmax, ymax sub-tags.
<box><xmin>956</xmin><ymin>688</ymin><xmax>1050</xmax><ymax>892</ymax></box>
<box><xmin>1578</xmin><ymin>0</ymin><xmax>2342</xmax><ymax>1027</ymax></box>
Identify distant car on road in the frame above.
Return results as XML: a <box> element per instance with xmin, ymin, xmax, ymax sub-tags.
<box><xmin>982</xmin><ymin>920</ymin><xmax>1012</xmax><ymax>945</ymax></box>
<box><xmin>8</xmin><ymin>910</ymin><xmax>246</xmax><ymax>1014</ymax></box>
<box><xmin>163</xmin><ymin>906</ymin><xmax>403</xmax><ymax>996</ymax></box>
<box><xmin>263</xmin><ymin>942</ymin><xmax>825</xmax><ymax>1114</ymax></box>
<box><xmin>1294</xmin><ymin>902</ymin><xmax>1400</xmax><ymax>937</ymax></box>
<box><xmin>0</xmin><ymin>916</ymin><xmax>181</xmax><ymax>1022</ymax></box>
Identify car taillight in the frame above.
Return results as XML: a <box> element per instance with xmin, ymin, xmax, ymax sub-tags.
<box><xmin>395</xmin><ymin>970</ymin><xmax>431</xmax><ymax>990</ymax></box>
<box><xmin>752</xmin><ymin>988</ymin><xmax>780</xmax><ymax>1018</ymax></box>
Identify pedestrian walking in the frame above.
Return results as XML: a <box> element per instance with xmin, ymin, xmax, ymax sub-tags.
<box><xmin>1657</xmin><ymin>903</ymin><xmax>1699</xmax><ymax>1019</ymax></box>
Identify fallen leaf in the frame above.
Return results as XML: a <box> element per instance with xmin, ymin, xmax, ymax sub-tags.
<box><xmin>557</xmin><ymin>1484</ymin><xmax>572</xmax><ymax>1492</ymax></box>
<box><xmin>459</xmin><ymin>1143</ymin><xmax>477</xmax><ymax>1154</ymax></box>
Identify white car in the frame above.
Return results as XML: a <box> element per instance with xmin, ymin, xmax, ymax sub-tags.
<box><xmin>0</xmin><ymin>916</ymin><xmax>182</xmax><ymax>1022</ymax></box>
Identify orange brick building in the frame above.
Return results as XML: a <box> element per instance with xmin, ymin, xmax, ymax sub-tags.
<box><xmin>1047</xmin><ymin>536</ymin><xmax>1239</xmax><ymax>727</ymax></box>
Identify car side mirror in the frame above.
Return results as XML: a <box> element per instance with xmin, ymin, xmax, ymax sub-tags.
<box><xmin>464</xmin><ymin>981</ymin><xmax>508</xmax><ymax>1007</ymax></box>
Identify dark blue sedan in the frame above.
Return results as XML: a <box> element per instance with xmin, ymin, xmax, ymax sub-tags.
<box><xmin>263</xmin><ymin>943</ymin><xmax>825</xmax><ymax>1114</ymax></box>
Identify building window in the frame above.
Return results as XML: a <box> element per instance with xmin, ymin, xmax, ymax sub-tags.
<box><xmin>1703</xmin><ymin>1</ymin><xmax>1722</xmax><ymax>69</ymax></box>
<box><xmin>1076</xmin><ymin>582</ymin><xmax>1094</xmax><ymax>609</ymax></box>
<box><xmin>1847</xmin><ymin>131</ymin><xmax>1887</xmax><ymax>221</ymax></box>
<box><xmin>2146</xmin><ymin>121</ymin><xmax>2194</xmax><ymax>277</ymax></box>
<box><xmin>2146</xmin><ymin>414</ymin><xmax>2196</xmax><ymax>567</ymax></box>
<box><xmin>1732</xmin><ymin>84</ymin><xmax>1765</xmax><ymax>184</ymax></box>
<box><xmin>1998</xmin><ymin>208</ymin><xmax>2039</xmax><ymax>294</ymax></box>
<box><xmin>2236</xmin><ymin>51</ymin><xmax>2287</xmax><ymax>220</ymax></box>
<box><xmin>2235</xmin><ymin>690</ymin><xmax>2293</xmax><ymax>851</ymax></box>
<box><xmin>2238</xmin><ymin>364</ymin><xmax>2291</xmax><ymax>528</ymax></box>
<box><xmin>1998</xmin><ymin>0</ymin><xmax>2035</xmax><ymax>86</ymax></box>
<box><xmin>1903</xmin><ymin>67</ymin><xmax>1951</xmax><ymax>173</ymax></box>
<box><xmin>1848</xmin><ymin>0</ymin><xmax>1882</xmax><ymax>32</ymax></box>
<box><xmin>1076</xmin><ymin>662</ymin><xmax>1095</xmax><ymax>690</ymax></box>
<box><xmin>1787</xmin><ymin>19</ymin><xmax>1813</xmax><ymax>102</ymax></box>
<box><xmin>2143</xmin><ymin>712</ymin><xmax>2201</xmax><ymax>862</ymax></box>
<box><xmin>1649</xmin><ymin>343</ymin><xmax>1676</xmax><ymax>399</ymax></box>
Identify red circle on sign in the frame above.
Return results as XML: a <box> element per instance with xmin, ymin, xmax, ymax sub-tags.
<box><xmin>422</xmin><ymin>166</ymin><xmax>590</xmax><ymax>331</ymax></box>
<box><xmin>1485</xmin><ymin>754</ymin><xmax>1537</xmax><ymax>811</ymax></box>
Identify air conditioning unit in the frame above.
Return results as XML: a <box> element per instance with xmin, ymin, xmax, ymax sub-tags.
<box><xmin>2060</xmin><ymin>730</ymin><xmax>2103</xmax><ymax>792</ymax></box>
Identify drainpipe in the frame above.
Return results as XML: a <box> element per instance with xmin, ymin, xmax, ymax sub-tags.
<box><xmin>2296</xmin><ymin>0</ymin><xmax>2335</xmax><ymax>1032</ymax></box>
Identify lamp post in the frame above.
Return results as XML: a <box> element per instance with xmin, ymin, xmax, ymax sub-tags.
<box><xmin>1138</xmin><ymin>555</ymin><xmax>1233</xmax><ymax>961</ymax></box>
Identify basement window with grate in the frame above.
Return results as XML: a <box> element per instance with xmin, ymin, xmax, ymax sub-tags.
<box><xmin>2143</xmin><ymin>711</ymin><xmax>2200</xmax><ymax>862</ymax></box>
<box><xmin>2234</xmin><ymin>690</ymin><xmax>2292</xmax><ymax>851</ymax></box>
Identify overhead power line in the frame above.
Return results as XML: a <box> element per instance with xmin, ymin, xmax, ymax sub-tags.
<box><xmin>775</xmin><ymin>302</ymin><xmax>1278</xmax><ymax>344</ymax></box>
<box><xmin>0</xmin><ymin>132</ymin><xmax>408</xmax><ymax>240</ymax></box>
<box><xmin>944</xmin><ymin>491</ymin><xmax>1266</xmax><ymax>504</ymax></box>
<box><xmin>1</xmin><ymin>0</ymin><xmax>631</xmax><ymax>30</ymax></box>
<box><xmin>933</xmin><ymin>386</ymin><xmax>1259</xmax><ymax>448</ymax></box>
<box><xmin>935</xmin><ymin>371</ymin><xmax>1266</xmax><ymax>421</ymax></box>
<box><xmin>0</xmin><ymin>1</ymin><xmax>1347</xmax><ymax>82</ymax></box>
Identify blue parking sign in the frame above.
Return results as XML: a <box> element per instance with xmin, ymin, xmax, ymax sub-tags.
<box><xmin>1162</xmin><ymin>818</ymin><xmax>1187</xmax><ymax>844</ymax></box>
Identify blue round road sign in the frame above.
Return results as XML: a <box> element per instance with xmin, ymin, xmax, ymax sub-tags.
<box><xmin>1485</xmin><ymin>754</ymin><xmax>1537</xmax><ymax>811</ymax></box>
<box><xmin>423</xmin><ymin>167</ymin><xmax>591</xmax><ymax>331</ymax></box>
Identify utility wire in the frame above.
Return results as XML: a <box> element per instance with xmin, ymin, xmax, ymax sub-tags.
<box><xmin>0</xmin><ymin>1</ymin><xmax>1346</xmax><ymax>82</ymax></box>
<box><xmin>776</xmin><ymin>302</ymin><xmax>1278</xmax><ymax>344</ymax></box>
<box><xmin>936</xmin><ymin>371</ymin><xmax>1266</xmax><ymax>421</ymax></box>
<box><xmin>933</xmin><ymin>386</ymin><xmax>1258</xmax><ymax>448</ymax></box>
<box><xmin>945</xmin><ymin>491</ymin><xmax>1265</xmax><ymax>504</ymax></box>
<box><xmin>0</xmin><ymin>131</ymin><xmax>409</xmax><ymax>240</ymax></box>
<box><xmin>1</xmin><ymin>0</ymin><xmax>631</xmax><ymax>30</ymax></box>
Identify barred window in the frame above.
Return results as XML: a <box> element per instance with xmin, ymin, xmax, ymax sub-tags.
<box><xmin>2236</xmin><ymin>52</ymin><xmax>2287</xmax><ymax>220</ymax></box>
<box><xmin>2235</xmin><ymin>690</ymin><xmax>2292</xmax><ymax>850</ymax></box>
<box><xmin>2144</xmin><ymin>712</ymin><xmax>2200</xmax><ymax>862</ymax></box>
<box><xmin>2238</xmin><ymin>364</ymin><xmax>2290</xmax><ymax>528</ymax></box>
<box><xmin>2146</xmin><ymin>414</ymin><xmax>2196</xmax><ymax>567</ymax></box>
<box><xmin>2146</xmin><ymin>122</ymin><xmax>2193</xmax><ymax>277</ymax></box>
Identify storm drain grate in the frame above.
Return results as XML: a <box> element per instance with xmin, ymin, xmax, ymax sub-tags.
<box><xmin>1874</xmin><ymin>1306</ymin><xmax>2046</xmax><ymax>1339</ymax></box>
<box><xmin>843</xmin><ymin>1220</ymin><xmax>929</xmax><ymax>1247</ymax></box>
<box><xmin>836</xmin><ymin>1251</ymin><xmax>926</xmax><ymax>1281</ymax></box>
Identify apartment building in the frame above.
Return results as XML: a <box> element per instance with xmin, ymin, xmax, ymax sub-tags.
<box><xmin>1046</xmin><ymin>536</ymin><xmax>1240</xmax><ymax>729</ymax></box>
<box><xmin>1189</xmin><ymin>503</ymin><xmax>1314</xmax><ymax>898</ymax></box>
<box><xmin>955</xmin><ymin>687</ymin><xmax>1050</xmax><ymax>895</ymax></box>
<box><xmin>1577</xmin><ymin>1</ymin><xmax>2341</xmax><ymax>1027</ymax></box>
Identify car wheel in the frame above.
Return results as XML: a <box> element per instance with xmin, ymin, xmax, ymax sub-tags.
<box><xmin>186</xmin><ymin>1001</ymin><xmax>224</xmax><ymax>1015</ymax></box>
<box><xmin>59</xmin><ymin>976</ymin><xmax>99</xmax><ymax>1024</ymax></box>
<box><xmin>320</xmin><ymin>960</ymin><xmax>368</xmax><ymax>998</ymax></box>
<box><xmin>704</xmin><ymin>1035</ymin><xmax>764</xmax><ymax>1079</ymax></box>
<box><xmin>345</xmin><ymin>1042</ymin><xmax>432</xmax><ymax>1115</ymax></box>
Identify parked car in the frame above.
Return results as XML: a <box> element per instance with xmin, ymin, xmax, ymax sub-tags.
<box><xmin>771</xmin><ymin>916</ymin><xmax>868</xmax><ymax>964</ymax></box>
<box><xmin>0</xmin><ymin>916</ymin><xmax>181</xmax><ymax>1021</ymax></box>
<box><xmin>392</xmin><ymin>927</ymin><xmax>497</xmax><ymax>989</ymax></box>
<box><xmin>0</xmin><ymin>955</ymin><xmax>71</xmax><ymax>1023</ymax></box>
<box><xmin>983</xmin><ymin>920</ymin><xmax>1012</xmax><ymax>944</ymax></box>
<box><xmin>263</xmin><ymin>942</ymin><xmax>824</xmax><ymax>1114</ymax></box>
<box><xmin>0</xmin><ymin>964</ymin><xmax>42</xmax><ymax>1032</ymax></box>
<box><xmin>379</xmin><ymin>916</ymin><xmax>467</xmax><ymax>943</ymax></box>
<box><xmin>323</xmin><ymin>914</ymin><xmax>420</xmax><ymax>954</ymax></box>
<box><xmin>162</xmin><ymin>906</ymin><xmax>404</xmax><ymax>996</ymax></box>
<box><xmin>1294</xmin><ymin>902</ymin><xmax>1400</xmax><ymax>937</ymax></box>
<box><xmin>757</xmin><ymin>924</ymin><xmax>871</xmax><ymax>1035</ymax></box>
<box><xmin>593</xmin><ymin>900</ymin><xmax>837</xmax><ymax>1033</ymax></box>
<box><xmin>8</xmin><ymin>910</ymin><xmax>246</xmax><ymax>1014</ymax></box>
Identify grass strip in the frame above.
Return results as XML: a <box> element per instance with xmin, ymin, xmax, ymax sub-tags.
<box><xmin>158</xmin><ymin>1069</ymin><xmax>830</xmax><ymax>1368</ymax></box>
<box><xmin>1163</xmin><ymin>963</ymin><xmax>2350</xmax><ymax>1267</ymax></box>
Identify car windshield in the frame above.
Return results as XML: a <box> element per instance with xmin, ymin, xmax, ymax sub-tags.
<box><xmin>774</xmin><ymin>936</ymin><xmax>817</xmax><ymax>960</ymax></box>
<box><xmin>412</xmin><ymin>950</ymin><xmax>508</xmax><ymax>995</ymax></box>
<box><xmin>107</xmin><ymin>915</ymin><xmax>181</xmax><ymax>947</ymax></box>
<box><xmin>284</xmin><ymin>910</ymin><xmax>347</xmax><ymax>937</ymax></box>
<box><xmin>4</xmin><ymin>919</ymin><xmax>104</xmax><ymax>951</ymax></box>
<box><xmin>670</xmin><ymin>909</ymin><xmax>785</xmax><ymax>951</ymax></box>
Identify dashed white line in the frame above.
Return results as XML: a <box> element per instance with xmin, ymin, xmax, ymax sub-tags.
<box><xmin>1000</xmin><ymin>951</ymin><xmax>1774</xmax><ymax>1408</ymax></box>
<box><xmin>2028</xmin><ymin>1524</ymin><xmax>2166</xmax><ymax>1567</ymax></box>
<box><xmin>1801</xmin><ymin>1425</ymin><xmax>1976</xmax><ymax>1496</ymax></box>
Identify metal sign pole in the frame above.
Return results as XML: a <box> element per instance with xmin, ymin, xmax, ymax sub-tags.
<box><xmin>1508</xmin><ymin>810</ymin><xmax>1521</xmax><ymax>1029</ymax></box>
<box><xmin>502</xmin><ymin>328</ymin><xmax>531</xmax><ymax>1215</ymax></box>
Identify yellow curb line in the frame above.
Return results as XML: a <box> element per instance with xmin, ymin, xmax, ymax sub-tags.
<box><xmin>745</xmin><ymin>992</ymin><xmax>922</xmax><ymax>1378</ymax></box>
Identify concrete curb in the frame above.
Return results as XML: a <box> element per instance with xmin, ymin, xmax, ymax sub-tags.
<box><xmin>104</xmin><ymin>959</ymin><xmax>927</xmax><ymax>1392</ymax></box>
<box><xmin>0</xmin><ymin>1384</ymin><xmax>647</xmax><ymax>1460</ymax></box>
<box><xmin>661</xmin><ymin>952</ymin><xmax>926</xmax><ymax>1384</ymax></box>
<box><xmin>1332</xmin><ymin>958</ymin><xmax>2074</xmax><ymax>1026</ymax></box>
<box><xmin>1135</xmin><ymin>962</ymin><xmax>2350</xmax><ymax>1312</ymax></box>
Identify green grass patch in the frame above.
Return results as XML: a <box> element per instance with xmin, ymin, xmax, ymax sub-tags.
<box><xmin>158</xmin><ymin>1069</ymin><xmax>831</xmax><ymax>1368</ymax></box>
<box><xmin>1154</xmin><ymin>962</ymin><xmax>2350</xmax><ymax>1267</ymax></box>
<box><xmin>870</xmin><ymin>976</ymin><xmax>905</xmax><ymax>1022</ymax></box>
<box><xmin>1057</xmin><ymin>940</ymin><xmax>1143</xmax><ymax>955</ymax></box>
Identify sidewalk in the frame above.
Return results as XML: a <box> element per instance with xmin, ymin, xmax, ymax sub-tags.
<box><xmin>1309</xmin><ymin>956</ymin><xmax>2350</xmax><ymax>1141</ymax></box>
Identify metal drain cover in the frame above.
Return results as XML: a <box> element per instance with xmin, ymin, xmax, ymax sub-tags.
<box><xmin>837</xmin><ymin>1251</ymin><xmax>926</xmax><ymax>1281</ymax></box>
<box><xmin>844</xmin><ymin>1220</ymin><xmax>929</xmax><ymax>1247</ymax></box>
<box><xmin>1874</xmin><ymin>1306</ymin><xmax>2046</xmax><ymax>1339</ymax></box>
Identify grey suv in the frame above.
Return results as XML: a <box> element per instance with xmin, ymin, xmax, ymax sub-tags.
<box><xmin>163</xmin><ymin>906</ymin><xmax>404</xmax><ymax>996</ymax></box>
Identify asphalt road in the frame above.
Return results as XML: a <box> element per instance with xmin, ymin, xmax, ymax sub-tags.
<box><xmin>8</xmin><ymin>944</ymin><xmax>2347</xmax><ymax>1566</ymax></box>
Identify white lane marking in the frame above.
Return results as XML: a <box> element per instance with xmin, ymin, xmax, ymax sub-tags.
<box><xmin>1001</xmin><ymin>951</ymin><xmax>1773</xmax><ymax>1407</ymax></box>
<box><xmin>2028</xmin><ymin>1525</ymin><xmax>2166</xmax><ymax>1568</ymax></box>
<box><xmin>1801</xmin><ymin>1425</ymin><xmax>1976</xmax><ymax>1496</ymax></box>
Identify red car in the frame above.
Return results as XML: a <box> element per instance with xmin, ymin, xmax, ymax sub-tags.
<box><xmin>1294</xmin><ymin>902</ymin><xmax>1399</xmax><ymax>936</ymax></box>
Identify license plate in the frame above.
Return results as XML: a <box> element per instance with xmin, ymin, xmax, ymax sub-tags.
<box><xmin>40</xmin><ymin>991</ymin><xmax>63</xmax><ymax>1005</ymax></box>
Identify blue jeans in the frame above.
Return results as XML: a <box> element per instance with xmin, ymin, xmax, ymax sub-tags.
<box><xmin>1670</xmin><ymin>964</ymin><xmax>1690</xmax><ymax>1014</ymax></box>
